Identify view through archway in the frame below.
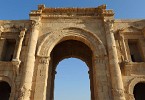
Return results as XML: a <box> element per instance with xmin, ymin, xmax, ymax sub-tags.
<box><xmin>133</xmin><ymin>82</ymin><xmax>145</xmax><ymax>100</ymax></box>
<box><xmin>54</xmin><ymin>58</ymin><xmax>90</xmax><ymax>100</ymax></box>
<box><xmin>0</xmin><ymin>81</ymin><xmax>11</xmax><ymax>100</ymax></box>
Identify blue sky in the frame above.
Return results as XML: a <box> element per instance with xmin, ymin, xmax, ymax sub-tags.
<box><xmin>0</xmin><ymin>1</ymin><xmax>145</xmax><ymax>100</ymax></box>
<box><xmin>0</xmin><ymin>0</ymin><xmax>145</xmax><ymax>20</ymax></box>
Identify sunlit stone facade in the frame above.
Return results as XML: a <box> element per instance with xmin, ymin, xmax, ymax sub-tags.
<box><xmin>0</xmin><ymin>4</ymin><xmax>145</xmax><ymax>100</ymax></box>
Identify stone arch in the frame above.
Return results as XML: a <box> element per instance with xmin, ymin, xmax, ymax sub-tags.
<box><xmin>0</xmin><ymin>76</ymin><xmax>15</xmax><ymax>100</ymax></box>
<box><xmin>127</xmin><ymin>77</ymin><xmax>145</xmax><ymax>100</ymax></box>
<box><xmin>37</xmin><ymin>27</ymin><xmax>107</xmax><ymax>57</ymax></box>
<box><xmin>34</xmin><ymin>27</ymin><xmax>108</xmax><ymax>100</ymax></box>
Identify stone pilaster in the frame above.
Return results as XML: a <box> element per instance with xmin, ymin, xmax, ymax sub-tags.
<box><xmin>50</xmin><ymin>70</ymin><xmax>57</xmax><ymax>100</ymax></box>
<box><xmin>94</xmin><ymin>56</ymin><xmax>110</xmax><ymax>100</ymax></box>
<box><xmin>18</xmin><ymin>20</ymin><xmax>40</xmax><ymax>100</ymax></box>
<box><xmin>104</xmin><ymin>20</ymin><xmax>126</xmax><ymax>100</ymax></box>
<box><xmin>34</xmin><ymin>57</ymin><xmax>50</xmax><ymax>100</ymax></box>
<box><xmin>119</xmin><ymin>33</ymin><xmax>129</xmax><ymax>62</ymax></box>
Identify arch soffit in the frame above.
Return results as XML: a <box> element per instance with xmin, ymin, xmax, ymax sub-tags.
<box><xmin>37</xmin><ymin>27</ymin><xmax>107</xmax><ymax>57</ymax></box>
<box><xmin>128</xmin><ymin>77</ymin><xmax>145</xmax><ymax>95</ymax></box>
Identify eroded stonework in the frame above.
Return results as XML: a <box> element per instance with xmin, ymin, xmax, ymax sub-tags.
<box><xmin>0</xmin><ymin>4</ymin><xmax>145</xmax><ymax>100</ymax></box>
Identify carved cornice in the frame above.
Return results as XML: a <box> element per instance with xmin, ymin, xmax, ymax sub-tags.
<box><xmin>30</xmin><ymin>4</ymin><xmax>114</xmax><ymax>18</ymax></box>
<box><xmin>0</xmin><ymin>24</ymin><xmax>25</xmax><ymax>33</ymax></box>
<box><xmin>118</xmin><ymin>26</ymin><xmax>142</xmax><ymax>33</ymax></box>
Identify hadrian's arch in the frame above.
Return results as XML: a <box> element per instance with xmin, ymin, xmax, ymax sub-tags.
<box><xmin>34</xmin><ymin>27</ymin><xmax>109</xmax><ymax>100</ymax></box>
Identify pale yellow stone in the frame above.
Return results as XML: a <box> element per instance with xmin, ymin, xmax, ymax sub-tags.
<box><xmin>0</xmin><ymin>4</ymin><xmax>144</xmax><ymax>100</ymax></box>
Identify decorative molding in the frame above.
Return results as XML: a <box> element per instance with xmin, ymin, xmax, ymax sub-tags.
<box><xmin>37</xmin><ymin>27</ymin><xmax>107</xmax><ymax>57</ymax></box>
<box><xmin>39</xmin><ymin>57</ymin><xmax>50</xmax><ymax>64</ymax></box>
<box><xmin>117</xmin><ymin>26</ymin><xmax>142</xmax><ymax>34</ymax></box>
<box><xmin>128</xmin><ymin>77</ymin><xmax>145</xmax><ymax>95</ymax></box>
<box><xmin>0</xmin><ymin>24</ymin><xmax>25</xmax><ymax>33</ymax></box>
<box><xmin>30</xmin><ymin>4</ymin><xmax>114</xmax><ymax>17</ymax></box>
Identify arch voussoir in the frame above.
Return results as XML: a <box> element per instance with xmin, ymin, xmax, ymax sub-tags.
<box><xmin>37</xmin><ymin>27</ymin><xmax>106</xmax><ymax>58</ymax></box>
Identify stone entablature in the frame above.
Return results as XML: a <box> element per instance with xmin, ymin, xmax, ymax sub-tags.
<box><xmin>30</xmin><ymin>4</ymin><xmax>114</xmax><ymax>18</ymax></box>
<box><xmin>0</xmin><ymin>4</ymin><xmax>145</xmax><ymax>100</ymax></box>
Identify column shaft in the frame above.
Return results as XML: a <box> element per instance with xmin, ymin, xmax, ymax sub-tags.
<box><xmin>13</xmin><ymin>29</ymin><xmax>26</xmax><ymax>61</ymax></box>
<box><xmin>119</xmin><ymin>33</ymin><xmax>128</xmax><ymax>61</ymax></box>
<box><xmin>105</xmin><ymin>20</ymin><xmax>126</xmax><ymax>100</ymax></box>
<box><xmin>19</xmin><ymin>21</ymin><xmax>40</xmax><ymax>100</ymax></box>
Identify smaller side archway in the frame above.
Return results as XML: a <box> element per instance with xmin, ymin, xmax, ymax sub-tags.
<box><xmin>0</xmin><ymin>76</ymin><xmax>15</xmax><ymax>100</ymax></box>
<box><xmin>0</xmin><ymin>81</ymin><xmax>11</xmax><ymax>100</ymax></box>
<box><xmin>133</xmin><ymin>82</ymin><xmax>145</xmax><ymax>100</ymax></box>
<box><xmin>127</xmin><ymin>78</ymin><xmax>145</xmax><ymax>100</ymax></box>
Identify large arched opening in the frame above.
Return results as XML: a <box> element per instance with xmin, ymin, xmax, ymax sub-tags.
<box><xmin>133</xmin><ymin>82</ymin><xmax>145</xmax><ymax>100</ymax></box>
<box><xmin>47</xmin><ymin>40</ymin><xmax>93</xmax><ymax>100</ymax></box>
<box><xmin>35</xmin><ymin>28</ymin><xmax>108</xmax><ymax>100</ymax></box>
<box><xmin>0</xmin><ymin>81</ymin><xmax>11</xmax><ymax>100</ymax></box>
<box><xmin>54</xmin><ymin>58</ymin><xmax>90</xmax><ymax>100</ymax></box>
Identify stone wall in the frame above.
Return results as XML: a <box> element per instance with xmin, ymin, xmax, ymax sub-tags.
<box><xmin>0</xmin><ymin>4</ymin><xmax>145</xmax><ymax>100</ymax></box>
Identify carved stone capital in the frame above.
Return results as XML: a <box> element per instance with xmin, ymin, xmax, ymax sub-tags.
<box><xmin>31</xmin><ymin>20</ymin><xmax>41</xmax><ymax>30</ymax></box>
<box><xmin>39</xmin><ymin>57</ymin><xmax>50</xmax><ymax>64</ymax></box>
<box><xmin>112</xmin><ymin>89</ymin><xmax>125</xmax><ymax>97</ymax></box>
<box><xmin>104</xmin><ymin>19</ymin><xmax>114</xmax><ymax>24</ymax></box>
<box><xmin>19</xmin><ymin>28</ymin><xmax>27</xmax><ymax>38</ymax></box>
<box><xmin>104</xmin><ymin>19</ymin><xmax>114</xmax><ymax>33</ymax></box>
<box><xmin>12</xmin><ymin>59</ymin><xmax>21</xmax><ymax>75</ymax></box>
